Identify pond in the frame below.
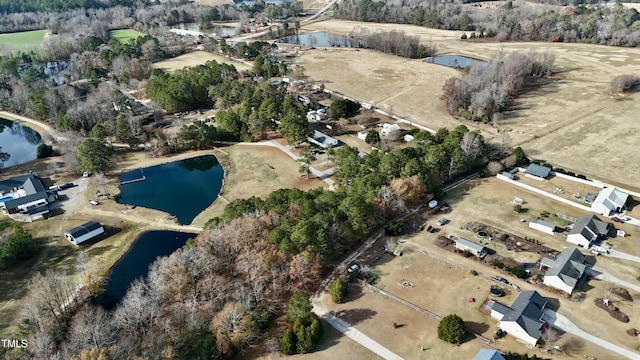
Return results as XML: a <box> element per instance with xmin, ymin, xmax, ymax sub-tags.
<box><xmin>426</xmin><ymin>55</ymin><xmax>480</xmax><ymax>69</ymax></box>
<box><xmin>279</xmin><ymin>32</ymin><xmax>361</xmax><ymax>48</ymax></box>
<box><xmin>96</xmin><ymin>230</ymin><xmax>195</xmax><ymax>310</ymax></box>
<box><xmin>0</xmin><ymin>118</ymin><xmax>42</xmax><ymax>168</ymax></box>
<box><xmin>117</xmin><ymin>155</ymin><xmax>224</xmax><ymax>225</ymax></box>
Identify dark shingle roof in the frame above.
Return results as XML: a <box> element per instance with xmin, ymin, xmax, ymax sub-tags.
<box><xmin>23</xmin><ymin>175</ymin><xmax>45</xmax><ymax>194</ymax></box>
<box><xmin>569</xmin><ymin>215</ymin><xmax>609</xmax><ymax>237</ymax></box>
<box><xmin>66</xmin><ymin>221</ymin><xmax>103</xmax><ymax>239</ymax></box>
<box><xmin>501</xmin><ymin>290</ymin><xmax>547</xmax><ymax>340</ymax></box>
<box><xmin>3</xmin><ymin>192</ymin><xmax>48</xmax><ymax>209</ymax></box>
<box><xmin>27</xmin><ymin>204</ymin><xmax>49</xmax><ymax>215</ymax></box>
<box><xmin>545</xmin><ymin>248</ymin><xmax>587</xmax><ymax>288</ymax></box>
<box><xmin>525</xmin><ymin>164</ymin><xmax>551</xmax><ymax>178</ymax></box>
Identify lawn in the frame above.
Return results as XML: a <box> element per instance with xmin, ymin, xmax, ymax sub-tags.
<box><xmin>109</xmin><ymin>29</ymin><xmax>145</xmax><ymax>43</ymax></box>
<box><xmin>0</xmin><ymin>30</ymin><xmax>47</xmax><ymax>51</ymax></box>
<box><xmin>153</xmin><ymin>50</ymin><xmax>252</xmax><ymax>73</ymax></box>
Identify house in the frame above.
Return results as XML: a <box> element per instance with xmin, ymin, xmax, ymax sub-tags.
<box><xmin>524</xmin><ymin>163</ymin><xmax>551</xmax><ymax>180</ymax></box>
<box><xmin>357</xmin><ymin>130</ymin><xmax>369</xmax><ymax>141</ymax></box>
<box><xmin>0</xmin><ymin>173</ymin><xmax>58</xmax><ymax>219</ymax></box>
<box><xmin>567</xmin><ymin>214</ymin><xmax>610</xmax><ymax>248</ymax></box>
<box><xmin>591</xmin><ymin>187</ymin><xmax>628</xmax><ymax>216</ymax></box>
<box><xmin>473</xmin><ymin>349</ymin><xmax>506</xmax><ymax>360</ymax></box>
<box><xmin>489</xmin><ymin>290</ymin><xmax>548</xmax><ymax>346</ymax></box>
<box><xmin>307</xmin><ymin>130</ymin><xmax>339</xmax><ymax>148</ymax></box>
<box><xmin>542</xmin><ymin>248</ymin><xmax>588</xmax><ymax>294</ymax></box>
<box><xmin>380</xmin><ymin>123</ymin><xmax>400</xmax><ymax>136</ymax></box>
<box><xmin>529</xmin><ymin>219</ymin><xmax>556</xmax><ymax>236</ymax></box>
<box><xmin>454</xmin><ymin>237</ymin><xmax>488</xmax><ymax>258</ymax></box>
<box><xmin>65</xmin><ymin>221</ymin><xmax>105</xmax><ymax>245</ymax></box>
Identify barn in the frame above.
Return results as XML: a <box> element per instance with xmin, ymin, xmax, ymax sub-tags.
<box><xmin>65</xmin><ymin>221</ymin><xmax>105</xmax><ymax>245</ymax></box>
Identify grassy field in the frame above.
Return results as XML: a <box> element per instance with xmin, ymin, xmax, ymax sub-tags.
<box><xmin>153</xmin><ymin>50</ymin><xmax>252</xmax><ymax>73</ymax></box>
<box><xmin>300</xmin><ymin>19</ymin><xmax>640</xmax><ymax>189</ymax></box>
<box><xmin>109</xmin><ymin>29</ymin><xmax>145</xmax><ymax>43</ymax></box>
<box><xmin>0</xmin><ymin>30</ymin><xmax>47</xmax><ymax>51</ymax></box>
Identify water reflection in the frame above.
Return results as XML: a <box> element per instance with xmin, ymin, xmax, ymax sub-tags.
<box><xmin>0</xmin><ymin>118</ymin><xmax>42</xmax><ymax>168</ymax></box>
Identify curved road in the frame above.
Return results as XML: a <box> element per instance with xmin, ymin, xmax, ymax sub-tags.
<box><xmin>0</xmin><ymin>111</ymin><xmax>66</xmax><ymax>142</ymax></box>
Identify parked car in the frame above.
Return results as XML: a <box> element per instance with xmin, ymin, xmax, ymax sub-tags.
<box><xmin>59</xmin><ymin>182</ymin><xmax>74</xmax><ymax>190</ymax></box>
<box><xmin>492</xmin><ymin>276</ymin><xmax>509</xmax><ymax>285</ymax></box>
<box><xmin>348</xmin><ymin>264</ymin><xmax>360</xmax><ymax>273</ymax></box>
<box><xmin>437</xmin><ymin>218</ymin><xmax>450</xmax><ymax>226</ymax></box>
<box><xmin>83</xmin><ymin>171</ymin><xmax>92</xmax><ymax>177</ymax></box>
<box><xmin>611</xmin><ymin>217</ymin><xmax>624</xmax><ymax>223</ymax></box>
<box><xmin>89</xmin><ymin>200</ymin><xmax>99</xmax><ymax>206</ymax></box>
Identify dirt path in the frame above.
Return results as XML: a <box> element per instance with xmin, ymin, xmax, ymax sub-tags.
<box><xmin>0</xmin><ymin>111</ymin><xmax>65</xmax><ymax>142</ymax></box>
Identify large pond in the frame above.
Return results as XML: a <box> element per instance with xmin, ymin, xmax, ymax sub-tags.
<box><xmin>0</xmin><ymin>118</ymin><xmax>42</xmax><ymax>168</ymax></box>
<box><xmin>96</xmin><ymin>230</ymin><xmax>195</xmax><ymax>310</ymax></box>
<box><xmin>117</xmin><ymin>155</ymin><xmax>224</xmax><ymax>225</ymax></box>
<box><xmin>426</xmin><ymin>55</ymin><xmax>480</xmax><ymax>69</ymax></box>
<box><xmin>279</xmin><ymin>31</ymin><xmax>361</xmax><ymax>48</ymax></box>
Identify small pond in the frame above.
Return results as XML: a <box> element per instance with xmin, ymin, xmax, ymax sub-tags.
<box><xmin>117</xmin><ymin>155</ymin><xmax>224</xmax><ymax>225</ymax></box>
<box><xmin>96</xmin><ymin>230</ymin><xmax>195</xmax><ymax>310</ymax></box>
<box><xmin>426</xmin><ymin>55</ymin><xmax>480</xmax><ymax>68</ymax></box>
<box><xmin>279</xmin><ymin>31</ymin><xmax>361</xmax><ymax>48</ymax></box>
<box><xmin>0</xmin><ymin>118</ymin><xmax>42</xmax><ymax>168</ymax></box>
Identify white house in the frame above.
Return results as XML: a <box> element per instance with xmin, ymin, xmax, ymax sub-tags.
<box><xmin>591</xmin><ymin>187</ymin><xmax>628</xmax><ymax>216</ymax></box>
<box><xmin>65</xmin><ymin>221</ymin><xmax>105</xmax><ymax>245</ymax></box>
<box><xmin>380</xmin><ymin>123</ymin><xmax>400</xmax><ymax>136</ymax></box>
<box><xmin>454</xmin><ymin>237</ymin><xmax>488</xmax><ymax>258</ymax></box>
<box><xmin>307</xmin><ymin>130</ymin><xmax>339</xmax><ymax>148</ymax></box>
<box><xmin>489</xmin><ymin>290</ymin><xmax>548</xmax><ymax>346</ymax></box>
<box><xmin>567</xmin><ymin>215</ymin><xmax>609</xmax><ymax>248</ymax></box>
<box><xmin>357</xmin><ymin>130</ymin><xmax>369</xmax><ymax>141</ymax></box>
<box><xmin>529</xmin><ymin>219</ymin><xmax>556</xmax><ymax>236</ymax></box>
<box><xmin>542</xmin><ymin>248</ymin><xmax>588</xmax><ymax>294</ymax></box>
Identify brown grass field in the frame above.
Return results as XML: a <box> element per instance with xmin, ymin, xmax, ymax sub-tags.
<box><xmin>153</xmin><ymin>50</ymin><xmax>252</xmax><ymax>73</ymax></box>
<box><xmin>300</xmin><ymin>19</ymin><xmax>640</xmax><ymax>189</ymax></box>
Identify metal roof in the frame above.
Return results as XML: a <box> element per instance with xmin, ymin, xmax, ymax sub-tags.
<box><xmin>473</xmin><ymin>349</ymin><xmax>506</xmax><ymax>360</ymax></box>
<box><xmin>525</xmin><ymin>164</ymin><xmax>551</xmax><ymax>178</ymax></box>
<box><xmin>66</xmin><ymin>221</ymin><xmax>103</xmax><ymax>239</ymax></box>
<box><xmin>455</xmin><ymin>237</ymin><xmax>486</xmax><ymax>252</ymax></box>
<box><xmin>530</xmin><ymin>219</ymin><xmax>556</xmax><ymax>230</ymax></box>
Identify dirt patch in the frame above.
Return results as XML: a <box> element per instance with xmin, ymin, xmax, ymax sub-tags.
<box><xmin>594</xmin><ymin>298</ymin><xmax>630</xmax><ymax>323</ymax></box>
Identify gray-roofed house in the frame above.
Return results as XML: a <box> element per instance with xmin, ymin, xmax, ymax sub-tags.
<box><xmin>567</xmin><ymin>215</ymin><xmax>610</xmax><ymax>248</ymax></box>
<box><xmin>489</xmin><ymin>290</ymin><xmax>548</xmax><ymax>346</ymax></box>
<box><xmin>524</xmin><ymin>164</ymin><xmax>551</xmax><ymax>180</ymax></box>
<box><xmin>65</xmin><ymin>221</ymin><xmax>105</xmax><ymax>245</ymax></box>
<box><xmin>0</xmin><ymin>173</ymin><xmax>57</xmax><ymax>218</ymax></box>
<box><xmin>543</xmin><ymin>248</ymin><xmax>588</xmax><ymax>294</ymax></box>
<box><xmin>473</xmin><ymin>349</ymin><xmax>506</xmax><ymax>360</ymax></box>
<box><xmin>307</xmin><ymin>130</ymin><xmax>339</xmax><ymax>148</ymax></box>
<box><xmin>591</xmin><ymin>187</ymin><xmax>628</xmax><ymax>216</ymax></box>
<box><xmin>454</xmin><ymin>237</ymin><xmax>488</xmax><ymax>258</ymax></box>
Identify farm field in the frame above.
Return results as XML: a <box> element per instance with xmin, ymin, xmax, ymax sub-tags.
<box><xmin>0</xmin><ymin>29</ymin><xmax>48</xmax><ymax>51</ymax></box>
<box><xmin>299</xmin><ymin>19</ymin><xmax>640</xmax><ymax>189</ymax></box>
<box><xmin>109</xmin><ymin>29</ymin><xmax>145</xmax><ymax>43</ymax></box>
<box><xmin>153</xmin><ymin>50</ymin><xmax>252</xmax><ymax>73</ymax></box>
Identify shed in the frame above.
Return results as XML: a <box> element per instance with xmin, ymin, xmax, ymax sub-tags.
<box><xmin>529</xmin><ymin>219</ymin><xmax>556</xmax><ymax>236</ymax></box>
<box><xmin>380</xmin><ymin>123</ymin><xmax>400</xmax><ymax>136</ymax></box>
<box><xmin>455</xmin><ymin>237</ymin><xmax>487</xmax><ymax>258</ymax></box>
<box><xmin>403</xmin><ymin>134</ymin><xmax>414</xmax><ymax>142</ymax></box>
<box><xmin>525</xmin><ymin>164</ymin><xmax>551</xmax><ymax>180</ymax></box>
<box><xmin>473</xmin><ymin>349</ymin><xmax>506</xmax><ymax>360</ymax></box>
<box><xmin>357</xmin><ymin>130</ymin><xmax>369</xmax><ymax>141</ymax></box>
<box><xmin>307</xmin><ymin>130</ymin><xmax>339</xmax><ymax>148</ymax></box>
<box><xmin>65</xmin><ymin>221</ymin><xmax>105</xmax><ymax>245</ymax></box>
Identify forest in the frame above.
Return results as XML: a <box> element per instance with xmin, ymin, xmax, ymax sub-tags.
<box><xmin>335</xmin><ymin>0</ymin><xmax>640</xmax><ymax>46</ymax></box>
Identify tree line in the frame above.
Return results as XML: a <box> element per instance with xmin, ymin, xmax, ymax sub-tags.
<box><xmin>440</xmin><ymin>51</ymin><xmax>556</xmax><ymax>123</ymax></box>
<box><xmin>335</xmin><ymin>0</ymin><xmax>640</xmax><ymax>47</ymax></box>
<box><xmin>350</xmin><ymin>27</ymin><xmax>436</xmax><ymax>58</ymax></box>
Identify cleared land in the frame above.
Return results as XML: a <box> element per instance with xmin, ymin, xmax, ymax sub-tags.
<box><xmin>300</xmin><ymin>19</ymin><xmax>640</xmax><ymax>189</ymax></box>
<box><xmin>153</xmin><ymin>51</ymin><xmax>252</xmax><ymax>73</ymax></box>
<box><xmin>0</xmin><ymin>30</ymin><xmax>47</xmax><ymax>51</ymax></box>
<box><xmin>109</xmin><ymin>29</ymin><xmax>145</xmax><ymax>43</ymax></box>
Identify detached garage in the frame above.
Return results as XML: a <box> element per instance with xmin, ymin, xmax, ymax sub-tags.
<box><xmin>65</xmin><ymin>221</ymin><xmax>105</xmax><ymax>245</ymax></box>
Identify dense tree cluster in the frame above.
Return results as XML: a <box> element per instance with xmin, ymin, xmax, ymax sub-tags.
<box><xmin>0</xmin><ymin>224</ymin><xmax>38</xmax><ymax>269</ymax></box>
<box><xmin>279</xmin><ymin>291</ymin><xmax>323</xmax><ymax>354</ymax></box>
<box><xmin>350</xmin><ymin>27</ymin><xmax>436</xmax><ymax>58</ymax></box>
<box><xmin>440</xmin><ymin>51</ymin><xmax>556</xmax><ymax>122</ymax></box>
<box><xmin>331</xmin><ymin>125</ymin><xmax>486</xmax><ymax>192</ymax></box>
<box><xmin>328</xmin><ymin>98</ymin><xmax>361</xmax><ymax>119</ymax></box>
<box><xmin>0</xmin><ymin>0</ymin><xmax>140</xmax><ymax>14</ymax></box>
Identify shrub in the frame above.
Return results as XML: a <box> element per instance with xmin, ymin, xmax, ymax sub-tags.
<box><xmin>0</xmin><ymin>226</ymin><xmax>39</xmax><ymax>269</ymax></box>
<box><xmin>470</xmin><ymin>270</ymin><xmax>478</xmax><ymax>276</ymax></box>
<box><xmin>510</xmin><ymin>267</ymin><xmax>527</xmax><ymax>279</ymax></box>
<box><xmin>36</xmin><ymin>143</ymin><xmax>53</xmax><ymax>158</ymax></box>
<box><xmin>384</xmin><ymin>221</ymin><xmax>404</xmax><ymax>236</ymax></box>
<box><xmin>438</xmin><ymin>314</ymin><xmax>466</xmax><ymax>344</ymax></box>
<box><xmin>329</xmin><ymin>278</ymin><xmax>348</xmax><ymax>304</ymax></box>
<box><xmin>460</xmin><ymin>33</ymin><xmax>468</xmax><ymax>39</ymax></box>
<box><xmin>279</xmin><ymin>330</ymin><xmax>297</xmax><ymax>355</ymax></box>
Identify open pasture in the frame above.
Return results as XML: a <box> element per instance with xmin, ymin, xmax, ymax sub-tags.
<box><xmin>0</xmin><ymin>29</ymin><xmax>47</xmax><ymax>51</ymax></box>
<box><xmin>109</xmin><ymin>29</ymin><xmax>145</xmax><ymax>43</ymax></box>
<box><xmin>153</xmin><ymin>50</ymin><xmax>252</xmax><ymax>73</ymax></box>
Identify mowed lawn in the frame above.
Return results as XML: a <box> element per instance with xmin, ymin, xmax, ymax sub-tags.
<box><xmin>0</xmin><ymin>30</ymin><xmax>47</xmax><ymax>51</ymax></box>
<box><xmin>109</xmin><ymin>29</ymin><xmax>145</xmax><ymax>43</ymax></box>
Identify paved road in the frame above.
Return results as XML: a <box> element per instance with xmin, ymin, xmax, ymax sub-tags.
<box><xmin>543</xmin><ymin>309</ymin><xmax>640</xmax><ymax>360</ymax></box>
<box><xmin>313</xmin><ymin>304</ymin><xmax>404</xmax><ymax>360</ymax></box>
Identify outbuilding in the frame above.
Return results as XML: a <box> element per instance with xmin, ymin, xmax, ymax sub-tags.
<box><xmin>455</xmin><ymin>237</ymin><xmax>488</xmax><ymax>258</ymax></box>
<box><xmin>524</xmin><ymin>164</ymin><xmax>551</xmax><ymax>180</ymax></box>
<box><xmin>65</xmin><ymin>221</ymin><xmax>105</xmax><ymax>245</ymax></box>
<box><xmin>357</xmin><ymin>130</ymin><xmax>369</xmax><ymax>141</ymax></box>
<box><xmin>529</xmin><ymin>219</ymin><xmax>556</xmax><ymax>236</ymax></box>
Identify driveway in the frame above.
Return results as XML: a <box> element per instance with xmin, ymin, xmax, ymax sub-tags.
<box><xmin>543</xmin><ymin>309</ymin><xmax>640</xmax><ymax>360</ymax></box>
